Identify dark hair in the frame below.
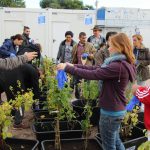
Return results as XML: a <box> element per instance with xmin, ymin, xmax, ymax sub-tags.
<box><xmin>11</xmin><ymin>34</ymin><xmax>23</xmax><ymax>41</ymax></box>
<box><xmin>65</xmin><ymin>31</ymin><xmax>73</xmax><ymax>37</ymax></box>
<box><xmin>99</xmin><ymin>42</ymin><xmax>106</xmax><ymax>49</ymax></box>
<box><xmin>35</xmin><ymin>43</ymin><xmax>42</xmax><ymax>52</ymax></box>
<box><xmin>79</xmin><ymin>32</ymin><xmax>86</xmax><ymax>38</ymax></box>
<box><xmin>24</xmin><ymin>26</ymin><xmax>30</xmax><ymax>31</ymax></box>
<box><xmin>106</xmin><ymin>32</ymin><xmax>117</xmax><ymax>41</ymax></box>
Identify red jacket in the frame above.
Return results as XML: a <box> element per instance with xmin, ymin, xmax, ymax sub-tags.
<box><xmin>136</xmin><ymin>86</ymin><xmax>150</xmax><ymax>130</ymax></box>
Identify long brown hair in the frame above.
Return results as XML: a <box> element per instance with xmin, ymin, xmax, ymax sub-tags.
<box><xmin>110</xmin><ymin>33</ymin><xmax>135</xmax><ymax>64</ymax></box>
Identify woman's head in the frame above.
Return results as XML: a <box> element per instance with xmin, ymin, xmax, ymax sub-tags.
<box><xmin>65</xmin><ymin>31</ymin><xmax>73</xmax><ymax>42</ymax></box>
<box><xmin>132</xmin><ymin>34</ymin><xmax>144</xmax><ymax>48</ymax></box>
<box><xmin>11</xmin><ymin>34</ymin><xmax>23</xmax><ymax>46</ymax></box>
<box><xmin>109</xmin><ymin>33</ymin><xmax>135</xmax><ymax>64</ymax></box>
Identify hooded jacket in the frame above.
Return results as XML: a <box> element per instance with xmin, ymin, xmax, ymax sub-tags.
<box><xmin>65</xmin><ymin>60</ymin><xmax>136</xmax><ymax>111</ymax></box>
<box><xmin>134</xmin><ymin>47</ymin><xmax>150</xmax><ymax>81</ymax></box>
<box><xmin>0</xmin><ymin>39</ymin><xmax>16</xmax><ymax>58</ymax></box>
<box><xmin>0</xmin><ymin>55</ymin><xmax>28</xmax><ymax>94</ymax></box>
<box><xmin>72</xmin><ymin>42</ymin><xmax>96</xmax><ymax>66</ymax></box>
<box><xmin>57</xmin><ymin>40</ymin><xmax>76</xmax><ymax>63</ymax></box>
<box><xmin>0</xmin><ymin>55</ymin><xmax>28</xmax><ymax>70</ymax></box>
<box><xmin>136</xmin><ymin>86</ymin><xmax>150</xmax><ymax>130</ymax></box>
<box><xmin>22</xmin><ymin>33</ymin><xmax>30</xmax><ymax>47</ymax></box>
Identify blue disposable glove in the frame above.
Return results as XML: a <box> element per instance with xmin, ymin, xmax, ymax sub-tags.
<box><xmin>135</xmin><ymin>60</ymin><xmax>139</xmax><ymax>66</ymax></box>
<box><xmin>126</xmin><ymin>96</ymin><xmax>140</xmax><ymax>111</ymax></box>
<box><xmin>56</xmin><ymin>70</ymin><xmax>67</xmax><ymax>89</ymax></box>
<box><xmin>10</xmin><ymin>53</ymin><xmax>16</xmax><ymax>58</ymax></box>
<box><xmin>81</xmin><ymin>53</ymin><xmax>89</xmax><ymax>59</ymax></box>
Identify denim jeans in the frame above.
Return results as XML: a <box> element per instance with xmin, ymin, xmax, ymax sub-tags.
<box><xmin>99</xmin><ymin>113</ymin><xmax>125</xmax><ymax>150</ymax></box>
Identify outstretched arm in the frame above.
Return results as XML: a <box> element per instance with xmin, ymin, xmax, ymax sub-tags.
<box><xmin>0</xmin><ymin>52</ymin><xmax>37</xmax><ymax>70</ymax></box>
<box><xmin>135</xmin><ymin>86</ymin><xmax>150</xmax><ymax>105</ymax></box>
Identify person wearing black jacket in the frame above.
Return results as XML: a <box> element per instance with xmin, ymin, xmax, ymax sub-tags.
<box><xmin>57</xmin><ymin>31</ymin><xmax>76</xmax><ymax>63</ymax></box>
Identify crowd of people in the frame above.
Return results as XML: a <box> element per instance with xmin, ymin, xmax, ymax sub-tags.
<box><xmin>0</xmin><ymin>24</ymin><xmax>149</xmax><ymax>150</ymax></box>
<box><xmin>56</xmin><ymin>25</ymin><xmax>150</xmax><ymax>150</ymax></box>
<box><xmin>0</xmin><ymin>26</ymin><xmax>41</xmax><ymax>129</ymax></box>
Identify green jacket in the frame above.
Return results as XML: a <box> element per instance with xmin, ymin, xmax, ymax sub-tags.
<box><xmin>94</xmin><ymin>47</ymin><xmax>110</xmax><ymax>66</ymax></box>
<box><xmin>72</xmin><ymin>42</ymin><xmax>96</xmax><ymax>66</ymax></box>
<box><xmin>134</xmin><ymin>47</ymin><xmax>150</xmax><ymax>81</ymax></box>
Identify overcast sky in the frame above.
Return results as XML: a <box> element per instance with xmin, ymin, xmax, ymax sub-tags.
<box><xmin>25</xmin><ymin>0</ymin><xmax>150</xmax><ymax>9</ymax></box>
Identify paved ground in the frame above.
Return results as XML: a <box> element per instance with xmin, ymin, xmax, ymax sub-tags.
<box><xmin>10</xmin><ymin>109</ymin><xmax>36</xmax><ymax>140</ymax></box>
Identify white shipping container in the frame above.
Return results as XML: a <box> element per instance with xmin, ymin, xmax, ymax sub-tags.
<box><xmin>0</xmin><ymin>8</ymin><xmax>96</xmax><ymax>59</ymax></box>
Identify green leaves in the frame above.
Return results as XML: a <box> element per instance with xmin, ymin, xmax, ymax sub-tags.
<box><xmin>138</xmin><ymin>141</ymin><xmax>150</xmax><ymax>150</ymax></box>
<box><xmin>10</xmin><ymin>89</ymin><xmax>34</xmax><ymax>111</ymax></box>
<box><xmin>40</xmin><ymin>0</ymin><xmax>93</xmax><ymax>10</ymax></box>
<box><xmin>121</xmin><ymin>106</ymin><xmax>139</xmax><ymax>137</ymax></box>
<box><xmin>47</xmin><ymin>76</ymin><xmax>75</xmax><ymax>121</ymax></box>
<box><xmin>80</xmin><ymin>80</ymin><xmax>99</xmax><ymax>146</ymax></box>
<box><xmin>0</xmin><ymin>0</ymin><xmax>25</xmax><ymax>8</ymax></box>
<box><xmin>0</xmin><ymin>102</ymin><xmax>12</xmax><ymax>140</ymax></box>
<box><xmin>81</xmin><ymin>80</ymin><xmax>99</xmax><ymax>101</ymax></box>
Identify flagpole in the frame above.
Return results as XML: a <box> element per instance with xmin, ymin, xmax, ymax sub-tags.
<box><xmin>95</xmin><ymin>0</ymin><xmax>99</xmax><ymax>25</ymax></box>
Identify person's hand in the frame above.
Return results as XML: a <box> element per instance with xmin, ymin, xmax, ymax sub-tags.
<box><xmin>57</xmin><ymin>63</ymin><xmax>66</xmax><ymax>70</ymax></box>
<box><xmin>132</xmin><ymin>84</ymin><xmax>140</xmax><ymax>95</ymax></box>
<box><xmin>10</xmin><ymin>53</ymin><xmax>16</xmax><ymax>58</ymax></box>
<box><xmin>66</xmin><ymin>62</ymin><xmax>74</xmax><ymax>67</ymax></box>
<box><xmin>88</xmin><ymin>53</ymin><xmax>94</xmax><ymax>60</ymax></box>
<box><xmin>24</xmin><ymin>52</ymin><xmax>38</xmax><ymax>61</ymax></box>
<box><xmin>81</xmin><ymin>53</ymin><xmax>89</xmax><ymax>59</ymax></box>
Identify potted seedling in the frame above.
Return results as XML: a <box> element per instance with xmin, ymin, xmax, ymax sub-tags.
<box><xmin>33</xmin><ymin>72</ymin><xmax>83</xmax><ymax>149</ymax></box>
<box><xmin>41</xmin><ymin>79</ymin><xmax>101</xmax><ymax>150</ymax></box>
<box><xmin>80</xmin><ymin>80</ymin><xmax>100</xmax><ymax>150</ymax></box>
<box><xmin>121</xmin><ymin>82</ymin><xmax>140</xmax><ymax>139</ymax></box>
<box><xmin>32</xmin><ymin>57</ymin><xmax>56</xmax><ymax>113</ymax></box>
<box><xmin>0</xmin><ymin>102</ymin><xmax>13</xmax><ymax>150</ymax></box>
<box><xmin>0</xmin><ymin>82</ymin><xmax>38</xmax><ymax>150</ymax></box>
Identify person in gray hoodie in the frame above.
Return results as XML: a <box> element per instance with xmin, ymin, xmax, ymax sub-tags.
<box><xmin>0</xmin><ymin>52</ymin><xmax>37</xmax><ymax>128</ymax></box>
<box><xmin>0</xmin><ymin>52</ymin><xmax>37</xmax><ymax>70</ymax></box>
<box><xmin>0</xmin><ymin>51</ymin><xmax>37</xmax><ymax>94</ymax></box>
<box><xmin>57</xmin><ymin>33</ymin><xmax>136</xmax><ymax>150</ymax></box>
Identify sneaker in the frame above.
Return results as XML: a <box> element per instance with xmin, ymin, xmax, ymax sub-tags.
<box><xmin>13</xmin><ymin>123</ymin><xmax>29</xmax><ymax>130</ymax></box>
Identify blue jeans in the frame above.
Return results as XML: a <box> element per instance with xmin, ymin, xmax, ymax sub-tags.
<box><xmin>99</xmin><ymin>114</ymin><xmax>125</xmax><ymax>150</ymax></box>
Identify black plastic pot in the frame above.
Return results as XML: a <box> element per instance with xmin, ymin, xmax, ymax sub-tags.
<box><xmin>72</xmin><ymin>99</ymin><xmax>100</xmax><ymax>126</ymax></box>
<box><xmin>41</xmin><ymin>138</ymin><xmax>103</xmax><ymax>150</ymax></box>
<box><xmin>39</xmin><ymin>94</ymin><xmax>47</xmax><ymax>102</ymax></box>
<box><xmin>32</xmin><ymin>120</ymin><xmax>83</xmax><ymax>142</ymax></box>
<box><xmin>96</xmin><ymin>126</ymin><xmax>147</xmax><ymax>150</ymax></box>
<box><xmin>136</xmin><ymin>121</ymin><xmax>145</xmax><ymax>130</ymax></box>
<box><xmin>34</xmin><ymin>111</ymin><xmax>57</xmax><ymax>122</ymax></box>
<box><xmin>138</xmin><ymin>112</ymin><xmax>144</xmax><ymax>122</ymax></box>
<box><xmin>4</xmin><ymin>138</ymin><xmax>39</xmax><ymax>150</ymax></box>
<box><xmin>32</xmin><ymin>102</ymin><xmax>48</xmax><ymax>113</ymax></box>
